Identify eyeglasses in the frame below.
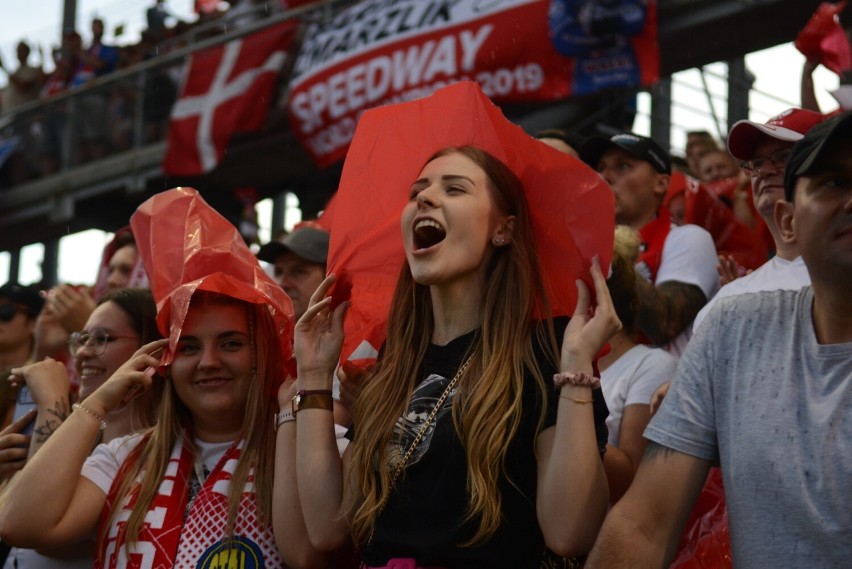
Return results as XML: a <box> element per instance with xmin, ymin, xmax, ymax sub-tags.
<box><xmin>740</xmin><ymin>148</ymin><xmax>793</xmax><ymax>176</ymax></box>
<box><xmin>0</xmin><ymin>305</ymin><xmax>24</xmax><ymax>323</ymax></box>
<box><xmin>68</xmin><ymin>329</ymin><xmax>139</xmax><ymax>357</ymax></box>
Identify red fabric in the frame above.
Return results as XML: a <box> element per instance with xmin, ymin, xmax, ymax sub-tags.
<box><xmin>668</xmin><ymin>174</ymin><xmax>768</xmax><ymax>271</ymax></box>
<box><xmin>326</xmin><ymin>81</ymin><xmax>614</xmax><ymax>372</ymax></box>
<box><xmin>163</xmin><ymin>22</ymin><xmax>297</xmax><ymax>176</ymax></box>
<box><xmin>669</xmin><ymin>468</ymin><xmax>732</xmax><ymax>569</ymax></box>
<box><xmin>129</xmin><ymin>187</ymin><xmax>294</xmax><ymax>370</ymax></box>
<box><xmin>97</xmin><ymin>434</ymin><xmax>283</xmax><ymax>568</ymax></box>
<box><xmin>637</xmin><ymin>207</ymin><xmax>672</xmax><ymax>283</ymax></box>
<box><xmin>795</xmin><ymin>1</ymin><xmax>852</xmax><ymax>75</ymax></box>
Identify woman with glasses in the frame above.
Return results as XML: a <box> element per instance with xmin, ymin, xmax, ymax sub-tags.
<box><xmin>0</xmin><ymin>288</ymin><xmax>164</xmax><ymax>569</ymax></box>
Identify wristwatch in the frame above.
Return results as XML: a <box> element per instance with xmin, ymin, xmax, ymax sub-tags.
<box><xmin>291</xmin><ymin>389</ymin><xmax>334</xmax><ymax>415</ymax></box>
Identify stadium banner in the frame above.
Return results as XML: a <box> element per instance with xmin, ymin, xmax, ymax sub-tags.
<box><xmin>287</xmin><ymin>0</ymin><xmax>658</xmax><ymax>167</ymax></box>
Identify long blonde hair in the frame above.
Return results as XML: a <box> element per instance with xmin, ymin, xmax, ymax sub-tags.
<box><xmin>100</xmin><ymin>291</ymin><xmax>281</xmax><ymax>554</ymax></box>
<box><xmin>346</xmin><ymin>146</ymin><xmax>558</xmax><ymax>546</ymax></box>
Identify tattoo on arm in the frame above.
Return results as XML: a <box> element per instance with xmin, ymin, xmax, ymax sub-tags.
<box><xmin>33</xmin><ymin>400</ymin><xmax>70</xmax><ymax>443</ymax></box>
<box><xmin>636</xmin><ymin>280</ymin><xmax>707</xmax><ymax>345</ymax></box>
<box><xmin>640</xmin><ymin>441</ymin><xmax>678</xmax><ymax>465</ymax></box>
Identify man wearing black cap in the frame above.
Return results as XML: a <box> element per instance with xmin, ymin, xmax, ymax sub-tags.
<box><xmin>257</xmin><ymin>226</ymin><xmax>329</xmax><ymax>320</ymax></box>
<box><xmin>585</xmin><ymin>112</ymin><xmax>852</xmax><ymax>568</ymax></box>
<box><xmin>0</xmin><ymin>282</ymin><xmax>44</xmax><ymax>370</ymax></box>
<box><xmin>581</xmin><ymin>133</ymin><xmax>719</xmax><ymax>356</ymax></box>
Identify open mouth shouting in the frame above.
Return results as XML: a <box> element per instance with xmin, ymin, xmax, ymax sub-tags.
<box><xmin>412</xmin><ymin>218</ymin><xmax>447</xmax><ymax>253</ymax></box>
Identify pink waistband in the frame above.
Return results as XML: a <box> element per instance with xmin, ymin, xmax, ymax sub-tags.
<box><xmin>362</xmin><ymin>559</ymin><xmax>446</xmax><ymax>569</ymax></box>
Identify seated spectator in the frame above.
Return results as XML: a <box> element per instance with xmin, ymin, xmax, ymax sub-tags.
<box><xmin>580</xmin><ymin>133</ymin><xmax>719</xmax><ymax>357</ymax></box>
<box><xmin>599</xmin><ymin>226</ymin><xmax>676</xmax><ymax>502</ymax></box>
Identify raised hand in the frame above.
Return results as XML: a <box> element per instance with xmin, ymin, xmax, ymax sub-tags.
<box><xmin>46</xmin><ymin>284</ymin><xmax>96</xmax><ymax>334</ymax></box>
<box><xmin>9</xmin><ymin>358</ymin><xmax>70</xmax><ymax>408</ymax></box>
<box><xmin>83</xmin><ymin>339</ymin><xmax>169</xmax><ymax>417</ymax></box>
<box><xmin>561</xmin><ymin>257</ymin><xmax>622</xmax><ymax>371</ymax></box>
<box><xmin>0</xmin><ymin>409</ymin><xmax>36</xmax><ymax>481</ymax></box>
<box><xmin>294</xmin><ymin>274</ymin><xmax>349</xmax><ymax>388</ymax></box>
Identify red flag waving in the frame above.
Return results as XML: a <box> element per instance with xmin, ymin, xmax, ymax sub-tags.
<box><xmin>795</xmin><ymin>1</ymin><xmax>852</xmax><ymax>75</ymax></box>
<box><xmin>327</xmin><ymin>81</ymin><xmax>614</xmax><ymax>372</ymax></box>
<box><xmin>163</xmin><ymin>22</ymin><xmax>298</xmax><ymax>176</ymax></box>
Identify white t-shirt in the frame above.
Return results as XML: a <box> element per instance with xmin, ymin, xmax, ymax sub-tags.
<box><xmin>693</xmin><ymin>255</ymin><xmax>811</xmax><ymax>333</ymax></box>
<box><xmin>643</xmin><ymin>223</ymin><xmax>720</xmax><ymax>358</ymax></box>
<box><xmin>81</xmin><ymin>434</ymin><xmax>232</xmax><ymax>495</ymax></box>
<box><xmin>600</xmin><ymin>344</ymin><xmax>677</xmax><ymax>447</ymax></box>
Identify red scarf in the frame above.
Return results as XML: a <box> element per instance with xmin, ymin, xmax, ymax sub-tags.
<box><xmin>96</xmin><ymin>432</ymin><xmax>282</xmax><ymax>569</ymax></box>
<box><xmin>637</xmin><ymin>208</ymin><xmax>672</xmax><ymax>283</ymax></box>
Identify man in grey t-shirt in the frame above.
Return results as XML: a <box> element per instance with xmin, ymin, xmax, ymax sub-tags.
<box><xmin>585</xmin><ymin>112</ymin><xmax>852</xmax><ymax>567</ymax></box>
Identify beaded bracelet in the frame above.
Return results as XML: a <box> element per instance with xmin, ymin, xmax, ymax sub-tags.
<box><xmin>553</xmin><ymin>371</ymin><xmax>600</xmax><ymax>390</ymax></box>
<box><xmin>73</xmin><ymin>403</ymin><xmax>107</xmax><ymax>431</ymax></box>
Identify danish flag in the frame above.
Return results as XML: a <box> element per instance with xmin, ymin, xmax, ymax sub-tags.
<box><xmin>163</xmin><ymin>21</ymin><xmax>297</xmax><ymax>176</ymax></box>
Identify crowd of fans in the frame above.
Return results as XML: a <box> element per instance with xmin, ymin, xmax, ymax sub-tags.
<box><xmin>0</xmin><ymin>3</ymin><xmax>848</xmax><ymax>569</ymax></box>
<box><xmin>0</xmin><ymin>0</ymin><xmax>299</xmax><ymax>186</ymax></box>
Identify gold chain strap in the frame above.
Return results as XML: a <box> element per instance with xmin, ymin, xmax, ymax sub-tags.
<box><xmin>368</xmin><ymin>354</ymin><xmax>473</xmax><ymax>543</ymax></box>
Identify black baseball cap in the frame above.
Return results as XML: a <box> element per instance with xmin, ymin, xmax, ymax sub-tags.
<box><xmin>257</xmin><ymin>226</ymin><xmax>329</xmax><ymax>266</ymax></box>
<box><xmin>783</xmin><ymin>111</ymin><xmax>852</xmax><ymax>201</ymax></box>
<box><xmin>0</xmin><ymin>282</ymin><xmax>44</xmax><ymax>318</ymax></box>
<box><xmin>580</xmin><ymin>132</ymin><xmax>672</xmax><ymax>174</ymax></box>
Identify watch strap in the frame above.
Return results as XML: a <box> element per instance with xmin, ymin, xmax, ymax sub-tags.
<box><xmin>292</xmin><ymin>390</ymin><xmax>334</xmax><ymax>414</ymax></box>
<box><xmin>274</xmin><ymin>408</ymin><xmax>295</xmax><ymax>431</ymax></box>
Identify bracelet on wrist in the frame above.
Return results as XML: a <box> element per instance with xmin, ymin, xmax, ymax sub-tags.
<box><xmin>72</xmin><ymin>403</ymin><xmax>107</xmax><ymax>431</ymax></box>
<box><xmin>553</xmin><ymin>371</ymin><xmax>600</xmax><ymax>390</ymax></box>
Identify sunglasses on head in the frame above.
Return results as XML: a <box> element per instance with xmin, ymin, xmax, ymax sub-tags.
<box><xmin>0</xmin><ymin>305</ymin><xmax>24</xmax><ymax>322</ymax></box>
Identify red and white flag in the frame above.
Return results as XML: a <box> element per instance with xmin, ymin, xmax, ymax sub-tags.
<box><xmin>163</xmin><ymin>22</ymin><xmax>298</xmax><ymax>176</ymax></box>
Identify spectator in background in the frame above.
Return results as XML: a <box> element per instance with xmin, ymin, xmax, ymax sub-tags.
<box><xmin>580</xmin><ymin>133</ymin><xmax>719</xmax><ymax>357</ymax></box>
<box><xmin>535</xmin><ymin>127</ymin><xmax>584</xmax><ymax>159</ymax></box>
<box><xmin>0</xmin><ymin>283</ymin><xmax>43</xmax><ymax>372</ymax></box>
<box><xmin>146</xmin><ymin>0</ymin><xmax>173</xmax><ymax>40</ymax></box>
<box><xmin>0</xmin><ymin>41</ymin><xmax>44</xmax><ymax>113</ymax></box>
<box><xmin>70</xmin><ymin>18</ymin><xmax>119</xmax><ymax>163</ymax></box>
<box><xmin>599</xmin><ymin>225</ymin><xmax>676</xmax><ymax>502</ymax></box>
<box><xmin>37</xmin><ymin>41</ymin><xmax>77</xmax><ymax>175</ymax></box>
<box><xmin>257</xmin><ymin>226</ymin><xmax>328</xmax><ymax>320</ymax></box>
<box><xmin>585</xmin><ymin>109</ymin><xmax>852</xmax><ymax>569</ymax></box>
<box><xmin>697</xmin><ymin>148</ymin><xmax>740</xmax><ymax>183</ymax></box>
<box><xmin>692</xmin><ymin>107</ymin><xmax>824</xmax><ymax>331</ymax></box>
<box><xmin>684</xmin><ymin>130</ymin><xmax>719</xmax><ymax>177</ymax></box>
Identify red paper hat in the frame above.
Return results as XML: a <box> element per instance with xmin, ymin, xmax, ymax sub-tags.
<box><xmin>130</xmin><ymin>187</ymin><xmax>295</xmax><ymax>367</ymax></box>
<box><xmin>727</xmin><ymin>108</ymin><xmax>826</xmax><ymax>161</ymax></box>
<box><xmin>327</xmin><ymin>81</ymin><xmax>614</xmax><ymax>370</ymax></box>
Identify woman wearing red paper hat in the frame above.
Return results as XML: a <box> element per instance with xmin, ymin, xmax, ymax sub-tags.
<box><xmin>284</xmin><ymin>137</ymin><xmax>619</xmax><ymax>565</ymax></box>
<box><xmin>0</xmin><ymin>189</ymin><xmax>323</xmax><ymax>568</ymax></box>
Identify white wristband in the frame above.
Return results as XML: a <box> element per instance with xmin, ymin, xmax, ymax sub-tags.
<box><xmin>274</xmin><ymin>408</ymin><xmax>295</xmax><ymax>431</ymax></box>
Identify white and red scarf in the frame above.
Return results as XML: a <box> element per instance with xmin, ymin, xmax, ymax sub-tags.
<box><xmin>96</xmin><ymin>432</ymin><xmax>282</xmax><ymax>569</ymax></box>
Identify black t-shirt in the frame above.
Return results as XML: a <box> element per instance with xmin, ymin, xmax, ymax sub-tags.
<box><xmin>360</xmin><ymin>326</ymin><xmax>608</xmax><ymax>568</ymax></box>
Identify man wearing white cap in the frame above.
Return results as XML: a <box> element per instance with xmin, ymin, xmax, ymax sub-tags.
<box><xmin>692</xmin><ymin>108</ymin><xmax>825</xmax><ymax>331</ymax></box>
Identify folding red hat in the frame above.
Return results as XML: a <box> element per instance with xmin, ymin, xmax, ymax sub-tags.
<box><xmin>130</xmin><ymin>187</ymin><xmax>295</xmax><ymax>367</ymax></box>
<box><xmin>326</xmin><ymin>81</ymin><xmax>614</xmax><ymax>370</ymax></box>
<box><xmin>727</xmin><ymin>108</ymin><xmax>826</xmax><ymax>160</ymax></box>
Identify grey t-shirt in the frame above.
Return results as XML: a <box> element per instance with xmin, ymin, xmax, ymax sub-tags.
<box><xmin>645</xmin><ymin>286</ymin><xmax>852</xmax><ymax>568</ymax></box>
